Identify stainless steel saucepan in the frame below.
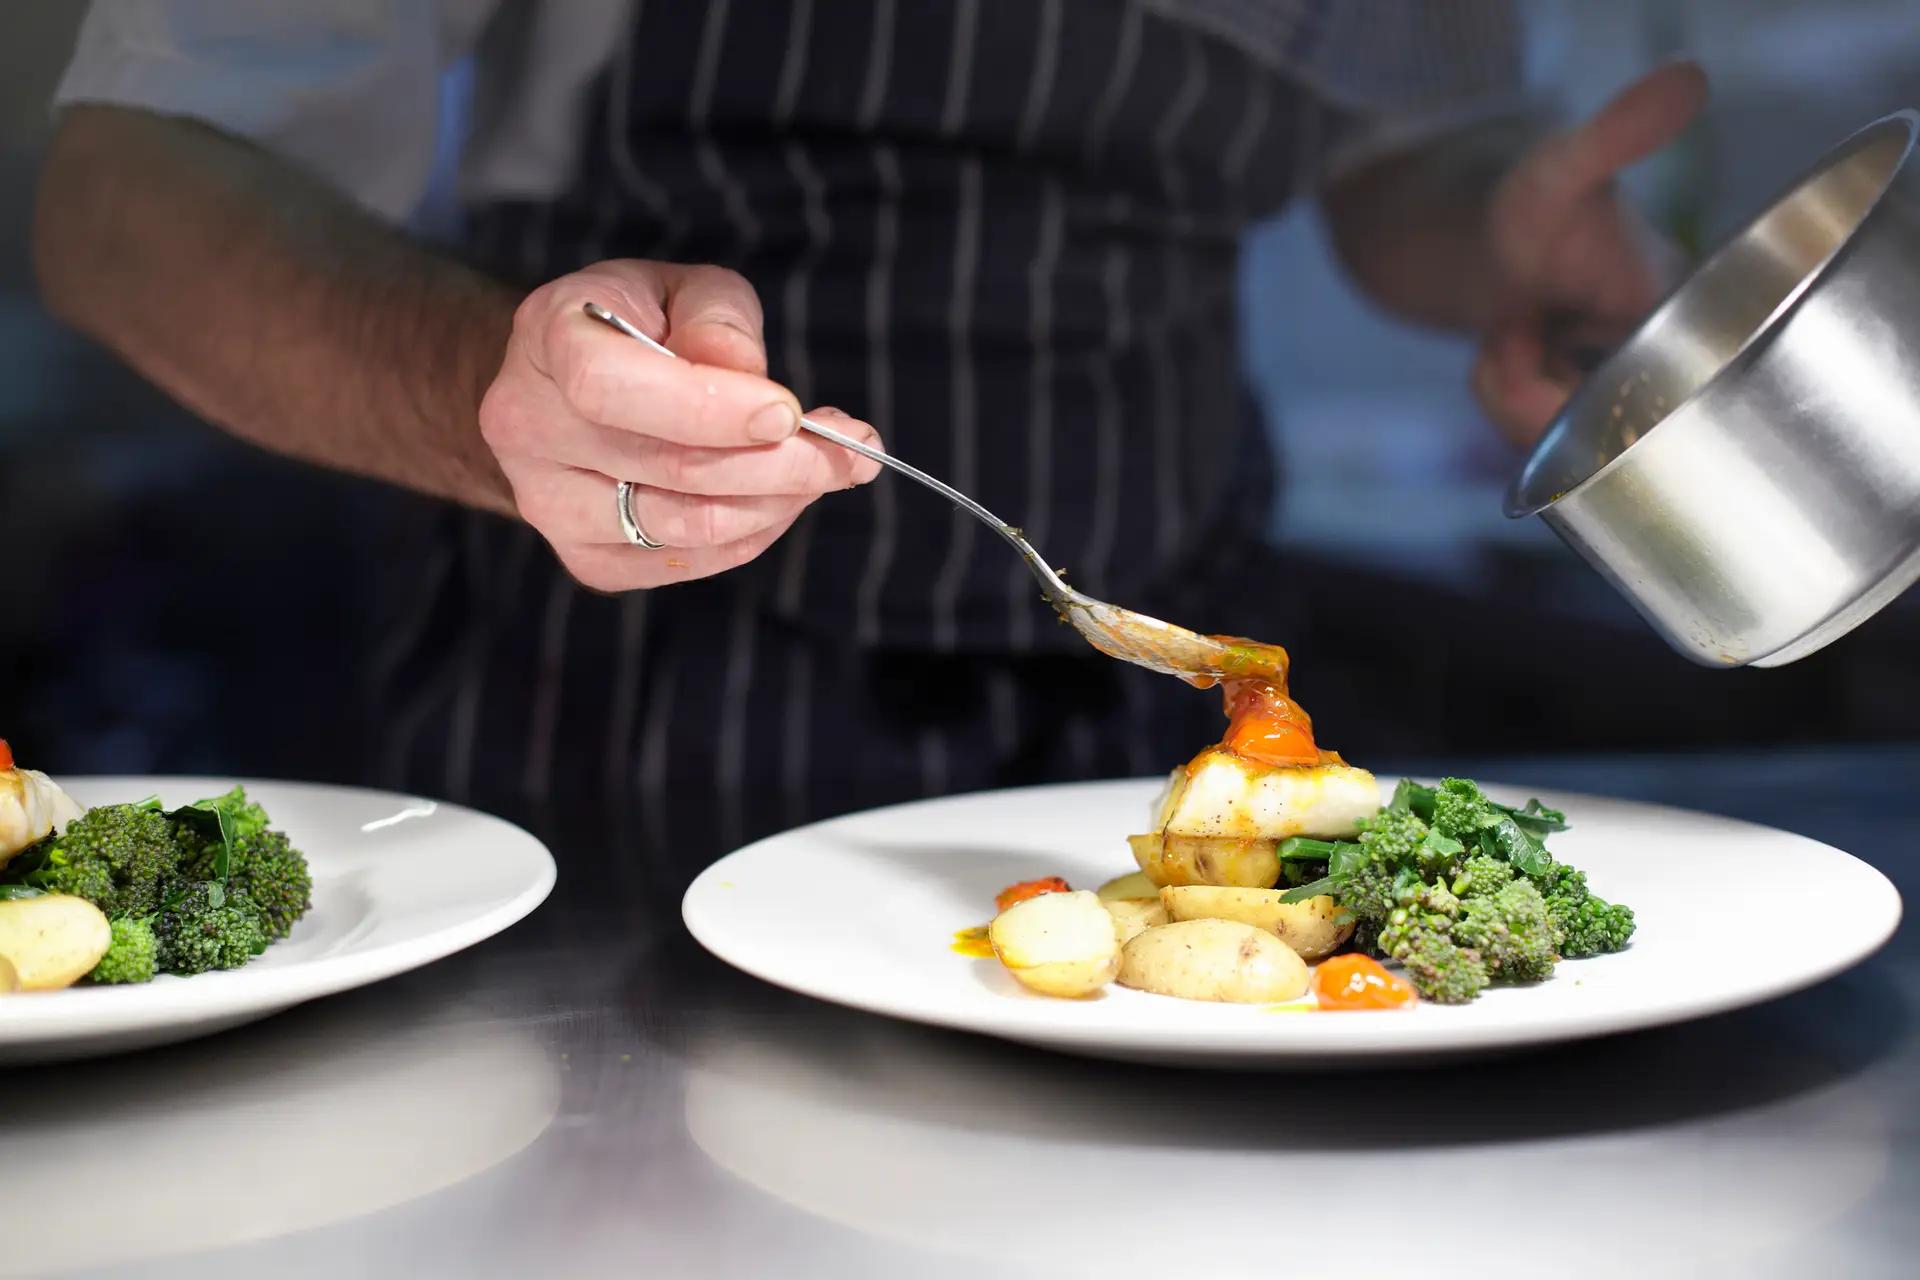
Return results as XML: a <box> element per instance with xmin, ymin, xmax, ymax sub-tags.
<box><xmin>1507</xmin><ymin>109</ymin><xmax>1920</xmax><ymax>667</ymax></box>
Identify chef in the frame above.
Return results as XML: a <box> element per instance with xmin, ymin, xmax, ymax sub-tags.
<box><xmin>34</xmin><ymin>2</ymin><xmax>1703</xmax><ymax>866</ymax></box>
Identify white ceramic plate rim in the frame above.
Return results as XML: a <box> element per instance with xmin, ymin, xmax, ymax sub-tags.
<box><xmin>0</xmin><ymin>776</ymin><xmax>556</xmax><ymax>1046</ymax></box>
<box><xmin>683</xmin><ymin>777</ymin><xmax>1904</xmax><ymax>1061</ymax></box>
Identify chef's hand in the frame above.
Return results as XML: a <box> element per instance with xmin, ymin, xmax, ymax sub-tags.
<box><xmin>479</xmin><ymin>259</ymin><xmax>882</xmax><ymax>591</ymax></box>
<box><xmin>1473</xmin><ymin>60</ymin><xmax>1709</xmax><ymax>446</ymax></box>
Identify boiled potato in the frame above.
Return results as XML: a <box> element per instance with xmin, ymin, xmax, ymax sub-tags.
<box><xmin>988</xmin><ymin>890</ymin><xmax>1121</xmax><ymax>998</ymax></box>
<box><xmin>1096</xmin><ymin>871</ymin><xmax>1158</xmax><ymax>903</ymax></box>
<box><xmin>0</xmin><ymin>953</ymin><xmax>17</xmax><ymax>994</ymax></box>
<box><xmin>1103</xmin><ymin>896</ymin><xmax>1169</xmax><ymax>945</ymax></box>
<box><xmin>1158</xmin><ymin>886</ymin><xmax>1354</xmax><ymax>960</ymax></box>
<box><xmin>1117</xmin><ymin>919</ymin><xmax>1308</xmax><ymax>1004</ymax></box>
<box><xmin>1127</xmin><ymin>833</ymin><xmax>1280</xmax><ymax>890</ymax></box>
<box><xmin>0</xmin><ymin>894</ymin><xmax>113</xmax><ymax>991</ymax></box>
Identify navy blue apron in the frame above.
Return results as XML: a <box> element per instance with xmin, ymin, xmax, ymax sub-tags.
<box><xmin>375</xmin><ymin>0</ymin><xmax>1340</xmax><ymax>876</ymax></box>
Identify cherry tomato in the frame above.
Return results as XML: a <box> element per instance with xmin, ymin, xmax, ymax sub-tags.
<box><xmin>994</xmin><ymin>877</ymin><xmax>1071</xmax><ymax>913</ymax></box>
<box><xmin>1219</xmin><ymin>679</ymin><xmax>1319</xmax><ymax>767</ymax></box>
<box><xmin>0</xmin><ymin>739</ymin><xmax>12</xmax><ymax>770</ymax></box>
<box><xmin>1313</xmin><ymin>954</ymin><xmax>1418</xmax><ymax>1011</ymax></box>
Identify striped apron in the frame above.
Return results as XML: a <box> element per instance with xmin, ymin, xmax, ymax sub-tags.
<box><xmin>372</xmin><ymin>0</ymin><xmax>1425</xmax><ymax>878</ymax></box>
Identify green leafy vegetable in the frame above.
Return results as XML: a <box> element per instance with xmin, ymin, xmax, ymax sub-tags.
<box><xmin>1287</xmin><ymin>777</ymin><xmax>1634</xmax><ymax>1003</ymax></box>
<box><xmin>1</xmin><ymin>784</ymin><xmax>314</xmax><ymax>984</ymax></box>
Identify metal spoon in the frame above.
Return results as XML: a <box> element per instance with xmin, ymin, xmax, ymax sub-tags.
<box><xmin>582</xmin><ymin>301</ymin><xmax>1259</xmax><ymax>681</ymax></box>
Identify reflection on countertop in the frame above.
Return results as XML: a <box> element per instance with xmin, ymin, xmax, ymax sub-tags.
<box><xmin>682</xmin><ymin>978</ymin><xmax>1898</xmax><ymax>1280</ymax></box>
<box><xmin>0</xmin><ymin>988</ymin><xmax>560</xmax><ymax>1277</ymax></box>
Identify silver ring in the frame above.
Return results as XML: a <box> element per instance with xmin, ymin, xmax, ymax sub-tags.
<box><xmin>615</xmin><ymin>480</ymin><xmax>666</xmax><ymax>550</ymax></box>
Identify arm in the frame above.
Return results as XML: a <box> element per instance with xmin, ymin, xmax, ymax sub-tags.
<box><xmin>35</xmin><ymin>105</ymin><xmax>520</xmax><ymax>514</ymax></box>
<box><xmin>34</xmin><ymin>105</ymin><xmax>882</xmax><ymax>591</ymax></box>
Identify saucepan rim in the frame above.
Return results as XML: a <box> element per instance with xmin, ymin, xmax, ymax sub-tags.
<box><xmin>1504</xmin><ymin>108</ymin><xmax>1920</xmax><ymax>519</ymax></box>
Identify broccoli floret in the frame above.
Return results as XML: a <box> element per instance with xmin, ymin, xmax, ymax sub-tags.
<box><xmin>7</xmin><ymin>805</ymin><xmax>183</xmax><ymax>917</ymax></box>
<box><xmin>170</xmin><ymin>786</ymin><xmax>271</xmax><ymax>872</ymax></box>
<box><xmin>1451</xmin><ymin>853</ymin><xmax>1515</xmax><ymax>900</ymax></box>
<box><xmin>87</xmin><ymin>916</ymin><xmax>159</xmax><ymax>985</ymax></box>
<box><xmin>193</xmin><ymin>786</ymin><xmax>271</xmax><ymax>844</ymax></box>
<box><xmin>1356</xmin><ymin>808</ymin><xmax>1429</xmax><ymax>865</ymax></box>
<box><xmin>222</xmin><ymin>830</ymin><xmax>312</xmax><ymax>941</ymax></box>
<box><xmin>1392</xmin><ymin>926</ymin><xmax>1490</xmax><ymax>1004</ymax></box>
<box><xmin>1526</xmin><ymin>861</ymin><xmax>1636</xmax><ymax>958</ymax></box>
<box><xmin>1455</xmin><ymin>879</ymin><xmax>1561</xmax><ymax>984</ymax></box>
<box><xmin>1430</xmin><ymin>778</ymin><xmax>1503</xmax><ymax>841</ymax></box>
<box><xmin>154</xmin><ymin>882</ymin><xmax>267</xmax><ymax>976</ymax></box>
<box><xmin>1556</xmin><ymin>896</ymin><xmax>1637</xmax><ymax>958</ymax></box>
<box><xmin>10</xmin><ymin>839</ymin><xmax>115</xmax><ymax>906</ymax></box>
<box><xmin>1377</xmin><ymin>880</ymin><xmax>1461</xmax><ymax>957</ymax></box>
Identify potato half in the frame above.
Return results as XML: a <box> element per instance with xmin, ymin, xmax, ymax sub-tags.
<box><xmin>0</xmin><ymin>894</ymin><xmax>113</xmax><ymax>990</ymax></box>
<box><xmin>988</xmin><ymin>890</ymin><xmax>1122</xmax><ymax>998</ymax></box>
<box><xmin>1127</xmin><ymin>833</ymin><xmax>1280</xmax><ymax>890</ymax></box>
<box><xmin>1117</xmin><ymin>919</ymin><xmax>1308</xmax><ymax>1004</ymax></box>
<box><xmin>0</xmin><ymin>953</ymin><xmax>17</xmax><ymax>994</ymax></box>
<box><xmin>1095</xmin><ymin>871</ymin><xmax>1159</xmax><ymax>903</ymax></box>
<box><xmin>1103</xmin><ymin>896</ymin><xmax>1170</xmax><ymax>946</ymax></box>
<box><xmin>1158</xmin><ymin>886</ymin><xmax>1354</xmax><ymax>960</ymax></box>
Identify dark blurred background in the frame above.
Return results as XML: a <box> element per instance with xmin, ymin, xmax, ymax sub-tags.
<box><xmin>5</xmin><ymin>1</ymin><xmax>1920</xmax><ymax>788</ymax></box>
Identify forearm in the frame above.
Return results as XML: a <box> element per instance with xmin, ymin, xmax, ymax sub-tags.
<box><xmin>1319</xmin><ymin>115</ymin><xmax>1543</xmax><ymax>333</ymax></box>
<box><xmin>34</xmin><ymin>106</ymin><xmax>518</xmax><ymax>515</ymax></box>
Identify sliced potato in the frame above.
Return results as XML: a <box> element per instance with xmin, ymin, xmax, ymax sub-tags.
<box><xmin>0</xmin><ymin>894</ymin><xmax>113</xmax><ymax>991</ymax></box>
<box><xmin>1158</xmin><ymin>886</ymin><xmax>1354</xmax><ymax>960</ymax></box>
<box><xmin>1103</xmin><ymin>896</ymin><xmax>1169</xmax><ymax>945</ymax></box>
<box><xmin>1117</xmin><ymin>919</ymin><xmax>1308</xmax><ymax>1004</ymax></box>
<box><xmin>988</xmin><ymin>890</ymin><xmax>1121</xmax><ymax>998</ymax></box>
<box><xmin>1095</xmin><ymin>871</ymin><xmax>1159</xmax><ymax>903</ymax></box>
<box><xmin>1128</xmin><ymin>833</ymin><xmax>1280</xmax><ymax>890</ymax></box>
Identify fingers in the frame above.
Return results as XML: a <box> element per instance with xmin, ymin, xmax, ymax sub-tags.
<box><xmin>1561</xmin><ymin>60</ymin><xmax>1709</xmax><ymax>191</ymax></box>
<box><xmin>1493</xmin><ymin>60</ymin><xmax>1707</xmax><ymax>282</ymax></box>
<box><xmin>556</xmin><ymin>515</ymin><xmax>801</xmax><ymax>594</ymax></box>
<box><xmin>486</xmin><ymin>362</ymin><xmax>883</xmax><ymax>494</ymax></box>
<box><xmin>1473</xmin><ymin>307</ymin><xmax>1577</xmax><ymax>448</ymax></box>
<box><xmin>506</xmin><ymin>464</ymin><xmax>814</xmax><ymax>548</ymax></box>
<box><xmin>517</xmin><ymin>261</ymin><xmax>802</xmax><ymax>447</ymax></box>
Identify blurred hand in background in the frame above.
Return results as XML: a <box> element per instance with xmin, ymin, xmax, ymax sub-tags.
<box><xmin>1473</xmin><ymin>60</ymin><xmax>1710</xmax><ymax>445</ymax></box>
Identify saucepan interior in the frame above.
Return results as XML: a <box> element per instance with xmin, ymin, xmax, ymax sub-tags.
<box><xmin>1507</xmin><ymin>113</ymin><xmax>1918</xmax><ymax>518</ymax></box>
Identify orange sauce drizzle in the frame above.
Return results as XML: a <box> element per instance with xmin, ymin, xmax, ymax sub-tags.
<box><xmin>1174</xmin><ymin>636</ymin><xmax>1321</xmax><ymax>768</ymax></box>
<box><xmin>950</xmin><ymin>925</ymin><xmax>994</xmax><ymax>958</ymax></box>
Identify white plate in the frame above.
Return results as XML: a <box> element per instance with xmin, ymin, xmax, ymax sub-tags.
<box><xmin>0</xmin><ymin>777</ymin><xmax>555</xmax><ymax>1065</ymax></box>
<box><xmin>683</xmin><ymin>778</ymin><xmax>1903</xmax><ymax>1066</ymax></box>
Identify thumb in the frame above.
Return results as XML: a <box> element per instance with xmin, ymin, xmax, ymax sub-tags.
<box><xmin>661</xmin><ymin>263</ymin><xmax>772</xmax><ymax>377</ymax></box>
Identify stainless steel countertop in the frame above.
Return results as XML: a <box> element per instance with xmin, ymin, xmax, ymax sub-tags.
<box><xmin>4</xmin><ymin>748</ymin><xmax>1916</xmax><ymax>1280</ymax></box>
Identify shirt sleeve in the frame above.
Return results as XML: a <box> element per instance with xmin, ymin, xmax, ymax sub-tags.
<box><xmin>52</xmin><ymin>0</ymin><xmax>500</xmax><ymax>223</ymax></box>
<box><xmin>1281</xmin><ymin>0</ymin><xmax>1538</xmax><ymax>183</ymax></box>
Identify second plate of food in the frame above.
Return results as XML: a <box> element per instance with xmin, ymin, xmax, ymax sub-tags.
<box><xmin>683</xmin><ymin>777</ymin><xmax>1901</xmax><ymax>1066</ymax></box>
<box><xmin>0</xmin><ymin>775</ymin><xmax>555</xmax><ymax>1065</ymax></box>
